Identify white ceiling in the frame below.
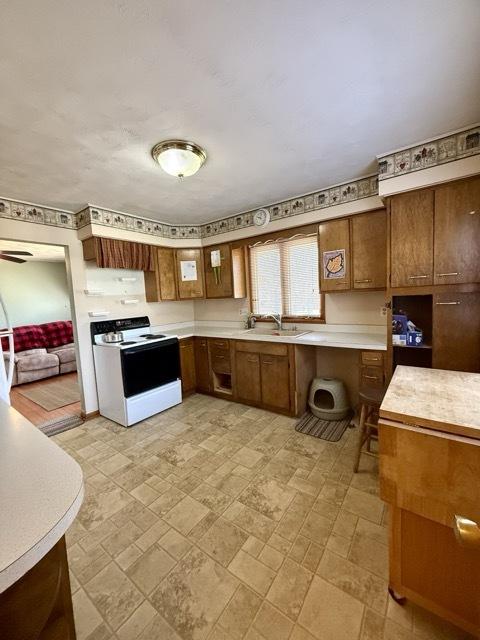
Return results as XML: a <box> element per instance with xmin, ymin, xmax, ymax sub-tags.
<box><xmin>1</xmin><ymin>1</ymin><xmax>479</xmax><ymax>224</ymax></box>
<box><xmin>0</xmin><ymin>240</ymin><xmax>65</xmax><ymax>262</ymax></box>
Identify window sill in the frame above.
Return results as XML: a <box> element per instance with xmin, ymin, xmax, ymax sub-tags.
<box><xmin>254</xmin><ymin>316</ymin><xmax>325</xmax><ymax>324</ymax></box>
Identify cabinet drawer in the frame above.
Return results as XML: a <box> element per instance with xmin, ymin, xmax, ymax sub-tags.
<box><xmin>360</xmin><ymin>366</ymin><xmax>384</xmax><ymax>387</ymax></box>
<box><xmin>211</xmin><ymin>352</ymin><xmax>231</xmax><ymax>374</ymax></box>
<box><xmin>235</xmin><ymin>340</ymin><xmax>288</xmax><ymax>357</ymax></box>
<box><xmin>361</xmin><ymin>351</ymin><xmax>384</xmax><ymax>366</ymax></box>
<box><xmin>208</xmin><ymin>338</ymin><xmax>230</xmax><ymax>352</ymax></box>
<box><xmin>379</xmin><ymin>420</ymin><xmax>480</xmax><ymax>527</ymax></box>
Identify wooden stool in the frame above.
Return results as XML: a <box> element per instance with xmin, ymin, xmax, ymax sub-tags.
<box><xmin>353</xmin><ymin>386</ymin><xmax>386</xmax><ymax>472</ymax></box>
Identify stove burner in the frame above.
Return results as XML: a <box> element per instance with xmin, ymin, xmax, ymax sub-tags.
<box><xmin>120</xmin><ymin>341</ymin><xmax>136</xmax><ymax>345</ymax></box>
<box><xmin>140</xmin><ymin>333</ymin><xmax>166</xmax><ymax>339</ymax></box>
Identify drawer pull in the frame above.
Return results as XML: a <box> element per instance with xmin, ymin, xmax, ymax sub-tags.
<box><xmin>263</xmin><ymin>359</ymin><xmax>274</xmax><ymax>365</ymax></box>
<box><xmin>247</xmin><ymin>357</ymin><xmax>257</xmax><ymax>363</ymax></box>
<box><xmin>468</xmin><ymin>210</ymin><xmax>477</xmax><ymax>215</ymax></box>
<box><xmin>436</xmin><ymin>272</ymin><xmax>459</xmax><ymax>277</ymax></box>
<box><xmin>355</xmin><ymin>279</ymin><xmax>372</xmax><ymax>283</ymax></box>
<box><xmin>363</xmin><ymin>375</ymin><xmax>379</xmax><ymax>380</ymax></box>
<box><xmin>454</xmin><ymin>515</ymin><xmax>480</xmax><ymax>549</ymax></box>
<box><xmin>215</xmin><ymin>341</ymin><xmax>226</xmax><ymax>346</ymax></box>
<box><xmin>408</xmin><ymin>275</ymin><xmax>428</xmax><ymax>279</ymax></box>
<box><xmin>435</xmin><ymin>301</ymin><xmax>460</xmax><ymax>306</ymax></box>
<box><xmin>215</xmin><ymin>355</ymin><xmax>225</xmax><ymax>359</ymax></box>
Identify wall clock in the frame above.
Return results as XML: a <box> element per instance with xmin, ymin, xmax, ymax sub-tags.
<box><xmin>253</xmin><ymin>208</ymin><xmax>270</xmax><ymax>228</ymax></box>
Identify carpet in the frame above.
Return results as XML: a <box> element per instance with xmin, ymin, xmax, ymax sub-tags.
<box><xmin>38</xmin><ymin>414</ymin><xmax>84</xmax><ymax>437</ymax></box>
<box><xmin>19</xmin><ymin>376</ymin><xmax>80</xmax><ymax>410</ymax></box>
<box><xmin>295</xmin><ymin>410</ymin><xmax>353</xmax><ymax>442</ymax></box>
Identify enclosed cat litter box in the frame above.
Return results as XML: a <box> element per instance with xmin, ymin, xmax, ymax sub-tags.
<box><xmin>308</xmin><ymin>378</ymin><xmax>350</xmax><ymax>420</ymax></box>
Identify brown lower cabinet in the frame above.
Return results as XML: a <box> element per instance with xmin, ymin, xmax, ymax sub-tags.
<box><xmin>0</xmin><ymin>536</ymin><xmax>76</xmax><ymax>640</ymax></box>
<box><xmin>432</xmin><ymin>291</ymin><xmax>480</xmax><ymax>373</ymax></box>
<box><xmin>194</xmin><ymin>337</ymin><xmax>211</xmax><ymax>393</ymax></box>
<box><xmin>235</xmin><ymin>351</ymin><xmax>261</xmax><ymax>404</ymax></box>
<box><xmin>260</xmin><ymin>354</ymin><xmax>290</xmax><ymax>411</ymax></box>
<box><xmin>179</xmin><ymin>336</ymin><xmax>316</xmax><ymax>416</ymax></box>
<box><xmin>179</xmin><ymin>338</ymin><xmax>196</xmax><ymax>395</ymax></box>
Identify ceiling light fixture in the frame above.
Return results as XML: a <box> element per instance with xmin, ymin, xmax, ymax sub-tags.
<box><xmin>151</xmin><ymin>139</ymin><xmax>207</xmax><ymax>178</ymax></box>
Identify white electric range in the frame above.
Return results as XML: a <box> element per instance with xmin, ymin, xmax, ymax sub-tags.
<box><xmin>91</xmin><ymin>316</ymin><xmax>182</xmax><ymax>427</ymax></box>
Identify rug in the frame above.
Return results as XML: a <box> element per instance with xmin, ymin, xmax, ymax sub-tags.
<box><xmin>18</xmin><ymin>376</ymin><xmax>80</xmax><ymax>410</ymax></box>
<box><xmin>295</xmin><ymin>410</ymin><xmax>353</xmax><ymax>442</ymax></box>
<box><xmin>38</xmin><ymin>414</ymin><xmax>84</xmax><ymax>437</ymax></box>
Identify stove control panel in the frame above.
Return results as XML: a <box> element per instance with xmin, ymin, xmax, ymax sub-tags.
<box><xmin>90</xmin><ymin>316</ymin><xmax>150</xmax><ymax>342</ymax></box>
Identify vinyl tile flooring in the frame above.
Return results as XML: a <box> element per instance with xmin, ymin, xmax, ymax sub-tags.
<box><xmin>54</xmin><ymin>394</ymin><xmax>472</xmax><ymax>640</ymax></box>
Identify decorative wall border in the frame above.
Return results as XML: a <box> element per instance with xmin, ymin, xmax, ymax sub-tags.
<box><xmin>0</xmin><ymin>174</ymin><xmax>378</xmax><ymax>241</ymax></box>
<box><xmin>378</xmin><ymin>124</ymin><xmax>480</xmax><ymax>181</ymax></box>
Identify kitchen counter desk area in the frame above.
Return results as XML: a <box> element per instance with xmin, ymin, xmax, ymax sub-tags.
<box><xmin>0</xmin><ymin>400</ymin><xmax>84</xmax><ymax>639</ymax></box>
<box><xmin>378</xmin><ymin>366</ymin><xmax>480</xmax><ymax>637</ymax></box>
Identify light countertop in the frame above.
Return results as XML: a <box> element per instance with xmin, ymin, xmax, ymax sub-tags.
<box><xmin>380</xmin><ymin>365</ymin><xmax>480</xmax><ymax>440</ymax></box>
<box><xmin>0</xmin><ymin>401</ymin><xmax>84</xmax><ymax>593</ymax></box>
<box><xmin>153</xmin><ymin>324</ymin><xmax>387</xmax><ymax>351</ymax></box>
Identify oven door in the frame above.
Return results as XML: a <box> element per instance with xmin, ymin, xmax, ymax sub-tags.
<box><xmin>120</xmin><ymin>338</ymin><xmax>180</xmax><ymax>398</ymax></box>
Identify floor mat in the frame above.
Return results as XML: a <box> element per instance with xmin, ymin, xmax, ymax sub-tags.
<box><xmin>18</xmin><ymin>376</ymin><xmax>80</xmax><ymax>410</ymax></box>
<box><xmin>38</xmin><ymin>414</ymin><xmax>84</xmax><ymax>437</ymax></box>
<box><xmin>295</xmin><ymin>410</ymin><xmax>353</xmax><ymax>442</ymax></box>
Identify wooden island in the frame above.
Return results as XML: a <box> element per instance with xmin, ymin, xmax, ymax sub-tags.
<box><xmin>379</xmin><ymin>365</ymin><xmax>480</xmax><ymax>636</ymax></box>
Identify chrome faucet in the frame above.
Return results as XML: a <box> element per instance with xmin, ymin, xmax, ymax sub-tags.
<box><xmin>264</xmin><ymin>313</ymin><xmax>283</xmax><ymax>330</ymax></box>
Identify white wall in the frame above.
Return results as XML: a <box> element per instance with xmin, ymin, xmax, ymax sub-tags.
<box><xmin>193</xmin><ymin>290</ymin><xmax>386</xmax><ymax>326</ymax></box>
<box><xmin>0</xmin><ymin>260</ymin><xmax>71</xmax><ymax>327</ymax></box>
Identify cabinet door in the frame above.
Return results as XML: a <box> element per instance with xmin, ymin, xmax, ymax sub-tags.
<box><xmin>145</xmin><ymin>247</ymin><xmax>177</xmax><ymax>302</ymax></box>
<box><xmin>179</xmin><ymin>338</ymin><xmax>196</xmax><ymax>395</ymax></box>
<box><xmin>194</xmin><ymin>337</ymin><xmax>211</xmax><ymax>393</ymax></box>
<box><xmin>205</xmin><ymin>244</ymin><xmax>234</xmax><ymax>298</ymax></box>
<box><xmin>260</xmin><ymin>355</ymin><xmax>290</xmax><ymax>411</ymax></box>
<box><xmin>390</xmin><ymin>191</ymin><xmax>434</xmax><ymax>288</ymax></box>
<box><xmin>433</xmin><ymin>292</ymin><xmax>480</xmax><ymax>373</ymax></box>
<box><xmin>175</xmin><ymin>249</ymin><xmax>205</xmax><ymax>299</ymax></box>
<box><xmin>434</xmin><ymin>178</ymin><xmax>480</xmax><ymax>285</ymax></box>
<box><xmin>235</xmin><ymin>352</ymin><xmax>261</xmax><ymax>404</ymax></box>
<box><xmin>351</xmin><ymin>210</ymin><xmax>387</xmax><ymax>289</ymax></box>
<box><xmin>319</xmin><ymin>218</ymin><xmax>350</xmax><ymax>291</ymax></box>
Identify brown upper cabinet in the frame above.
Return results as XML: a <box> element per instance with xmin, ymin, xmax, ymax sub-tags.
<box><xmin>319</xmin><ymin>218</ymin><xmax>351</xmax><ymax>291</ymax></box>
<box><xmin>204</xmin><ymin>243</ymin><xmax>247</xmax><ymax>299</ymax></box>
<box><xmin>175</xmin><ymin>248</ymin><xmax>205</xmax><ymax>299</ymax></box>
<box><xmin>390</xmin><ymin>190</ymin><xmax>434</xmax><ymax>288</ymax></box>
<box><xmin>83</xmin><ymin>236</ymin><xmax>153</xmax><ymax>270</ymax></box>
<box><xmin>145</xmin><ymin>247</ymin><xmax>177</xmax><ymax>302</ymax></box>
<box><xmin>434</xmin><ymin>177</ymin><xmax>480</xmax><ymax>285</ymax></box>
<box><xmin>351</xmin><ymin>209</ymin><xmax>387</xmax><ymax>289</ymax></box>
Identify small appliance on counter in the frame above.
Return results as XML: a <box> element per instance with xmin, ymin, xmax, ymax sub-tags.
<box><xmin>392</xmin><ymin>310</ymin><xmax>423</xmax><ymax>347</ymax></box>
<box><xmin>91</xmin><ymin>316</ymin><xmax>181</xmax><ymax>427</ymax></box>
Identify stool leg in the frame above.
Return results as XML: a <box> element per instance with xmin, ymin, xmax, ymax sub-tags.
<box><xmin>354</xmin><ymin>403</ymin><xmax>367</xmax><ymax>473</ymax></box>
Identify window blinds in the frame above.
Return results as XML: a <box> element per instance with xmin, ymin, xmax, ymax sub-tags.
<box><xmin>250</xmin><ymin>235</ymin><xmax>320</xmax><ymax>317</ymax></box>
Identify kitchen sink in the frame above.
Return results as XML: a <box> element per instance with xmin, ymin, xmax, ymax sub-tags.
<box><xmin>243</xmin><ymin>328</ymin><xmax>310</xmax><ymax>337</ymax></box>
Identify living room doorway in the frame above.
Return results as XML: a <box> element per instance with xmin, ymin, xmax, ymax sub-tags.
<box><xmin>0</xmin><ymin>239</ymin><xmax>83</xmax><ymax>435</ymax></box>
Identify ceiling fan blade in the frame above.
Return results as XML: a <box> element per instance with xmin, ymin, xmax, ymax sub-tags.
<box><xmin>0</xmin><ymin>255</ymin><xmax>26</xmax><ymax>263</ymax></box>
<box><xmin>0</xmin><ymin>251</ymin><xmax>33</xmax><ymax>256</ymax></box>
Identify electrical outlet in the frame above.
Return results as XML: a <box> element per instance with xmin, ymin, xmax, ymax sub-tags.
<box><xmin>380</xmin><ymin>306</ymin><xmax>387</xmax><ymax>317</ymax></box>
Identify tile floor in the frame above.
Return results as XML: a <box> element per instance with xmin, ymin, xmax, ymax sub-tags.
<box><xmin>54</xmin><ymin>394</ymin><xmax>473</xmax><ymax>640</ymax></box>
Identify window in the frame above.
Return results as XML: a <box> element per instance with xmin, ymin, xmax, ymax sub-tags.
<box><xmin>250</xmin><ymin>235</ymin><xmax>321</xmax><ymax>318</ymax></box>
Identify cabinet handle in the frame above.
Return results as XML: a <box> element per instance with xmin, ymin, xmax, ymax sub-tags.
<box><xmin>246</xmin><ymin>357</ymin><xmax>257</xmax><ymax>363</ymax></box>
<box><xmin>454</xmin><ymin>515</ymin><xmax>480</xmax><ymax>549</ymax></box>
<box><xmin>435</xmin><ymin>301</ymin><xmax>461</xmax><ymax>306</ymax></box>
<box><xmin>363</xmin><ymin>375</ymin><xmax>379</xmax><ymax>380</ymax></box>
<box><xmin>263</xmin><ymin>359</ymin><xmax>274</xmax><ymax>365</ymax></box>
<box><xmin>468</xmin><ymin>210</ymin><xmax>477</xmax><ymax>215</ymax></box>
<box><xmin>408</xmin><ymin>275</ymin><xmax>428</xmax><ymax>279</ymax></box>
<box><xmin>215</xmin><ymin>355</ymin><xmax>225</xmax><ymax>359</ymax></box>
<box><xmin>436</xmin><ymin>272</ymin><xmax>460</xmax><ymax>277</ymax></box>
<box><xmin>365</xmin><ymin>357</ymin><xmax>380</xmax><ymax>362</ymax></box>
<box><xmin>214</xmin><ymin>341</ymin><xmax>226</xmax><ymax>347</ymax></box>
<box><xmin>355</xmin><ymin>279</ymin><xmax>372</xmax><ymax>283</ymax></box>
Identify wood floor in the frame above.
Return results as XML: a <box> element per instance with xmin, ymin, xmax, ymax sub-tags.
<box><xmin>10</xmin><ymin>372</ymin><xmax>81</xmax><ymax>426</ymax></box>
